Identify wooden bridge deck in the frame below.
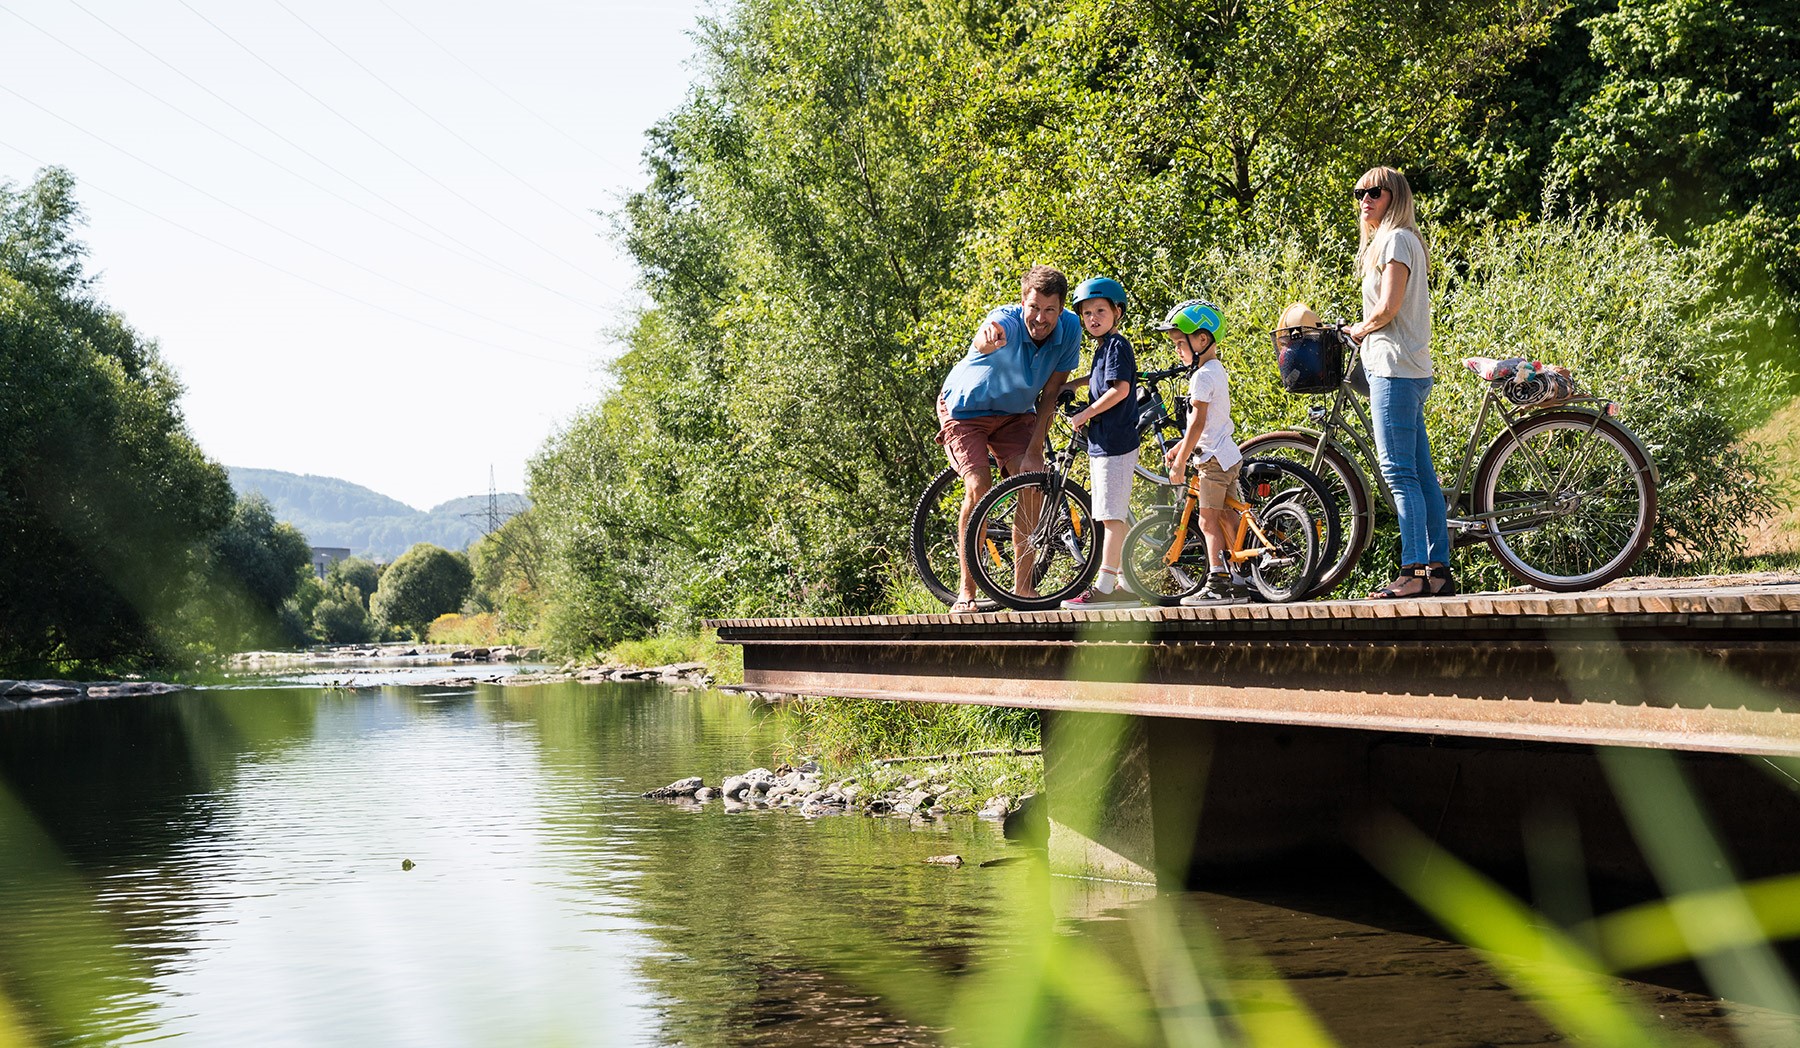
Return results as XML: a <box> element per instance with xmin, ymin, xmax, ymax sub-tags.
<box><xmin>710</xmin><ymin>578</ymin><xmax>1800</xmax><ymax>757</ymax></box>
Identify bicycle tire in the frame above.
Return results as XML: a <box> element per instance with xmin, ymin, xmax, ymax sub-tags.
<box><xmin>964</xmin><ymin>471</ymin><xmax>1102</xmax><ymax>611</ymax></box>
<box><xmin>1240</xmin><ymin>457</ymin><xmax>1339</xmax><ymax>590</ymax></box>
<box><xmin>1240</xmin><ymin>458</ymin><xmax>1336</xmax><ymax>600</ymax></box>
<box><xmin>1121</xmin><ymin>507</ymin><xmax>1208</xmax><ymax>605</ymax></box>
<box><xmin>1473</xmin><ymin>411</ymin><xmax>1657</xmax><ymax>591</ymax></box>
<box><xmin>908</xmin><ymin>464</ymin><xmax>978</xmax><ymax>606</ymax></box>
<box><xmin>1246</xmin><ymin>500</ymin><xmax>1319</xmax><ymax>603</ymax></box>
<box><xmin>1238</xmin><ymin>432</ymin><xmax>1372</xmax><ymax>598</ymax></box>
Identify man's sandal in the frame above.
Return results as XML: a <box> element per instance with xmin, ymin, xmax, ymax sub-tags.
<box><xmin>1369</xmin><ymin>564</ymin><xmax>1430</xmax><ymax>600</ymax></box>
<box><xmin>949</xmin><ymin>598</ymin><xmax>983</xmax><ymax>615</ymax></box>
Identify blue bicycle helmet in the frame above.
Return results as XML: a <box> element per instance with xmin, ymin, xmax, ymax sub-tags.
<box><xmin>1071</xmin><ymin>277</ymin><xmax>1128</xmax><ymax>310</ymax></box>
<box><xmin>1155</xmin><ymin>298</ymin><xmax>1224</xmax><ymax>338</ymax></box>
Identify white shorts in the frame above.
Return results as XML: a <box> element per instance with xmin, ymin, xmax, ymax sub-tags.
<box><xmin>1087</xmin><ymin>449</ymin><xmax>1139</xmax><ymax>522</ymax></box>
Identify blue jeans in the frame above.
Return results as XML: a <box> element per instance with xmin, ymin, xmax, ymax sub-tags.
<box><xmin>1369</xmin><ymin>375</ymin><xmax>1449</xmax><ymax>566</ymax></box>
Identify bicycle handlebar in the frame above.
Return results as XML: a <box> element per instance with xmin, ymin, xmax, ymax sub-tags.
<box><xmin>1138</xmin><ymin>362</ymin><xmax>1194</xmax><ymax>383</ymax></box>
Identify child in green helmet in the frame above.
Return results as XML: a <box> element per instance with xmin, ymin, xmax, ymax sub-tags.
<box><xmin>1159</xmin><ymin>298</ymin><xmax>1250</xmax><ymax>606</ymax></box>
<box><xmin>1061</xmin><ymin>277</ymin><xmax>1139</xmax><ymax>609</ymax></box>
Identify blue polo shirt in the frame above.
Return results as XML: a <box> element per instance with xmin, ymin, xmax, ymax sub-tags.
<box><xmin>939</xmin><ymin>304</ymin><xmax>1082</xmax><ymax>419</ymax></box>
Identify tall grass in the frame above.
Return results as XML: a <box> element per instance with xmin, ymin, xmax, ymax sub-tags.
<box><xmin>602</xmin><ymin>631</ymin><xmax>744</xmax><ymax>685</ymax></box>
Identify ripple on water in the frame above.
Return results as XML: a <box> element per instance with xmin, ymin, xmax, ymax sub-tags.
<box><xmin>4</xmin><ymin>684</ymin><xmax>1793</xmax><ymax>1046</ymax></box>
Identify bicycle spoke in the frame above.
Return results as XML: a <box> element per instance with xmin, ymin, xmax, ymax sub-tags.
<box><xmin>1479</xmin><ymin>414</ymin><xmax>1654</xmax><ymax>589</ymax></box>
<box><xmin>966</xmin><ymin>472</ymin><xmax>1101</xmax><ymax>609</ymax></box>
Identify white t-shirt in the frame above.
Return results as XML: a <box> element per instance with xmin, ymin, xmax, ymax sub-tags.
<box><xmin>1187</xmin><ymin>359</ymin><xmax>1242</xmax><ymax>470</ymax></box>
<box><xmin>1360</xmin><ymin>227</ymin><xmax>1432</xmax><ymax>379</ymax></box>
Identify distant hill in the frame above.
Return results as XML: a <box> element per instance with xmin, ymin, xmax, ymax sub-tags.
<box><xmin>228</xmin><ymin>467</ymin><xmax>528</xmax><ymax>561</ymax></box>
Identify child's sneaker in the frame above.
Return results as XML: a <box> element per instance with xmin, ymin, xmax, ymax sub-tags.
<box><xmin>1180</xmin><ymin>574</ymin><xmax>1249</xmax><ymax>606</ymax></box>
<box><xmin>1062</xmin><ymin>585</ymin><xmax>1139</xmax><ymax>610</ymax></box>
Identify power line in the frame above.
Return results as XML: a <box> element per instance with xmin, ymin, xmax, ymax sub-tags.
<box><xmin>0</xmin><ymin>139</ymin><xmax>590</xmax><ymax>370</ymax></box>
<box><xmin>172</xmin><ymin>0</ymin><xmax>624</xmax><ymax>296</ymax></box>
<box><xmin>52</xmin><ymin>0</ymin><xmax>616</xmax><ymax>317</ymax></box>
<box><xmin>372</xmin><ymin>0</ymin><xmax>641</xmax><ymax>183</ymax></box>
<box><xmin>269</xmin><ymin>0</ymin><xmax>611</xmax><ymax>235</ymax></box>
<box><xmin>0</xmin><ymin>84</ymin><xmax>599</xmax><ymax>359</ymax></box>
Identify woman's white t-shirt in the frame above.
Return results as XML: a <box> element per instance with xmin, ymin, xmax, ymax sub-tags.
<box><xmin>1360</xmin><ymin>226</ymin><xmax>1432</xmax><ymax>379</ymax></box>
<box><xmin>1187</xmin><ymin>359</ymin><xmax>1242</xmax><ymax>470</ymax></box>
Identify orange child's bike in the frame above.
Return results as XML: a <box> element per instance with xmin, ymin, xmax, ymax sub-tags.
<box><xmin>1121</xmin><ymin>458</ymin><xmax>1334</xmax><ymax>605</ymax></box>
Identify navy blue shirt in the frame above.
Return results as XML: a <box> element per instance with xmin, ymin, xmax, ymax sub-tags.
<box><xmin>1085</xmin><ymin>333</ymin><xmax>1139</xmax><ymax>457</ymax></box>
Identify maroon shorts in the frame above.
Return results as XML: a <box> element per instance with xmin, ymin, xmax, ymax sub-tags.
<box><xmin>935</xmin><ymin>396</ymin><xmax>1037</xmax><ymax>480</ymax></box>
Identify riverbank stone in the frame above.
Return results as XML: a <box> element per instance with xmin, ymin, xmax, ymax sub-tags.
<box><xmin>3</xmin><ymin>680</ymin><xmax>83</xmax><ymax>698</ymax></box>
<box><xmin>643</xmin><ymin>776</ymin><xmax>705</xmax><ymax>799</ymax></box>
<box><xmin>2</xmin><ymin>678</ymin><xmax>201</xmax><ymax>713</ymax></box>
<box><xmin>84</xmin><ymin>682</ymin><xmax>185</xmax><ymax>698</ymax></box>
<box><xmin>646</xmin><ymin>759</ymin><xmax>1043</xmax><ymax>832</ymax></box>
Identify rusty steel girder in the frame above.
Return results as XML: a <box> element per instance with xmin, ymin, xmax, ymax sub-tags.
<box><xmin>711</xmin><ymin>588</ymin><xmax>1800</xmax><ymax>756</ymax></box>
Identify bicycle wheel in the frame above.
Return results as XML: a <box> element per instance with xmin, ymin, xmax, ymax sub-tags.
<box><xmin>1240</xmin><ymin>457</ymin><xmax>1339</xmax><ymax>594</ymax></box>
<box><xmin>1246</xmin><ymin>500</ymin><xmax>1319</xmax><ymax>603</ymax></box>
<box><xmin>1473</xmin><ymin>411</ymin><xmax>1657</xmax><ymax>591</ymax></box>
<box><xmin>964</xmin><ymin>471</ymin><xmax>1102</xmax><ymax>611</ymax></box>
<box><xmin>908</xmin><ymin>462</ymin><xmax>999</xmax><ymax>606</ymax></box>
<box><xmin>1238</xmin><ymin>431</ymin><xmax>1372</xmax><ymax>598</ymax></box>
<box><xmin>1122</xmin><ymin>507</ymin><xmax>1208</xmax><ymax>605</ymax></box>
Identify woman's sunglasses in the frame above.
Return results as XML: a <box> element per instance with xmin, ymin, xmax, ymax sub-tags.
<box><xmin>1352</xmin><ymin>186</ymin><xmax>1386</xmax><ymax>201</ymax></box>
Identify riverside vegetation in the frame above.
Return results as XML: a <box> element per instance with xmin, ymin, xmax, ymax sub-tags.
<box><xmin>6</xmin><ymin>0</ymin><xmax>1799</xmax><ymax>763</ymax></box>
<box><xmin>6</xmin><ymin>4</ymin><xmax>1800</xmax><ymax>1043</ymax></box>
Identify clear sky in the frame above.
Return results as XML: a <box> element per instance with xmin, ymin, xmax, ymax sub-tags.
<box><xmin>2</xmin><ymin>0</ymin><xmax>707</xmax><ymax>510</ymax></box>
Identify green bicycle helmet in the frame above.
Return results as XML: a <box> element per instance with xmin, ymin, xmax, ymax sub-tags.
<box><xmin>1071</xmin><ymin>276</ymin><xmax>1128</xmax><ymax>310</ymax></box>
<box><xmin>1156</xmin><ymin>298</ymin><xmax>1224</xmax><ymax>338</ymax></box>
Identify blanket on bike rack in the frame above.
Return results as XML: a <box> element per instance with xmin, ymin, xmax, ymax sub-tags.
<box><xmin>1463</xmin><ymin>355</ymin><xmax>1577</xmax><ymax>407</ymax></box>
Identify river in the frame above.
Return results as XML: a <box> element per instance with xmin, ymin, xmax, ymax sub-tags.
<box><xmin>1</xmin><ymin>669</ymin><xmax>1794</xmax><ymax>1046</ymax></box>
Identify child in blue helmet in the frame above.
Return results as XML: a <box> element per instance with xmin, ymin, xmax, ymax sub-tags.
<box><xmin>1062</xmin><ymin>277</ymin><xmax>1139</xmax><ymax>609</ymax></box>
<box><xmin>1160</xmin><ymin>298</ymin><xmax>1250</xmax><ymax>606</ymax></box>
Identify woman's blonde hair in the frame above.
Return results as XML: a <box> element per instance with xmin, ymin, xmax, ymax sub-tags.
<box><xmin>1356</xmin><ymin>166</ymin><xmax>1427</xmax><ymax>281</ymax></box>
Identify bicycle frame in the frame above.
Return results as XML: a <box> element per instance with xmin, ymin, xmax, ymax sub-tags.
<box><xmin>980</xmin><ymin>404</ymin><xmax>1090</xmax><ymax>578</ymax></box>
<box><xmin>1155</xmin><ymin>478</ymin><xmax>1289</xmax><ymax>569</ymax></box>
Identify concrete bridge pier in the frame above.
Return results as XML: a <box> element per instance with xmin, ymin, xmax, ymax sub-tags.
<box><xmin>1046</xmin><ymin>712</ymin><xmax>1800</xmax><ymax>891</ymax></box>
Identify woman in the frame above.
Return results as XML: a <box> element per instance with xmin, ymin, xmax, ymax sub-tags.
<box><xmin>1344</xmin><ymin>167</ymin><xmax>1454</xmax><ymax>598</ymax></box>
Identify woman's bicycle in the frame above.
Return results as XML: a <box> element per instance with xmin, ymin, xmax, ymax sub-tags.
<box><xmin>907</xmin><ymin>361</ymin><xmax>1195</xmax><ymax>607</ymax></box>
<box><xmin>1240</xmin><ymin>321</ymin><xmax>1660</xmax><ymax>596</ymax></box>
<box><xmin>1122</xmin><ymin>458</ymin><xmax>1334</xmax><ymax>605</ymax></box>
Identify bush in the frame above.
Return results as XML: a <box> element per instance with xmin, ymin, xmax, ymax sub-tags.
<box><xmin>370</xmin><ymin>544</ymin><xmax>473</xmax><ymax>640</ymax></box>
<box><xmin>313</xmin><ymin>586</ymin><xmax>373</xmax><ymax>644</ymax></box>
<box><xmin>1137</xmin><ymin>212</ymin><xmax>1789</xmax><ymax>590</ymax></box>
<box><xmin>425</xmin><ymin>612</ymin><xmax>523</xmax><ymax>647</ymax></box>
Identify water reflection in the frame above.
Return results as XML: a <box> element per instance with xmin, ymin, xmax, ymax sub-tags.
<box><xmin>1</xmin><ymin>685</ymin><xmax>1795</xmax><ymax>1046</ymax></box>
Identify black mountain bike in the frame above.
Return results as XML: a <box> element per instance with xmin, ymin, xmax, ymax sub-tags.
<box><xmin>908</xmin><ymin>362</ymin><xmax>1194</xmax><ymax>607</ymax></box>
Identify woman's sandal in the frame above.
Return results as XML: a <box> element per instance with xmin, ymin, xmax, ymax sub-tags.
<box><xmin>1428</xmin><ymin>562</ymin><xmax>1459</xmax><ymax>597</ymax></box>
<box><xmin>1369</xmin><ymin>564</ymin><xmax>1430</xmax><ymax>600</ymax></box>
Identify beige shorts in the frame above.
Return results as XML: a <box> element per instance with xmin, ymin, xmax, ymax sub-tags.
<box><xmin>1192</xmin><ymin>458</ymin><xmax>1242</xmax><ymax>511</ymax></box>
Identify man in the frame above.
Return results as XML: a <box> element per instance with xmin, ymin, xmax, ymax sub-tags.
<box><xmin>934</xmin><ymin>265</ymin><xmax>1082</xmax><ymax>613</ymax></box>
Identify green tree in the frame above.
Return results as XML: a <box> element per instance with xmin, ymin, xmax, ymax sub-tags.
<box><xmin>528</xmin><ymin>0</ymin><xmax>1785</xmax><ymax>641</ymax></box>
<box><xmin>468</xmin><ymin>509</ymin><xmax>543</xmax><ymax>634</ymax></box>
<box><xmin>370</xmin><ymin>544</ymin><xmax>472</xmax><ymax>640</ymax></box>
<box><xmin>0</xmin><ymin>168</ymin><xmax>235</xmax><ymax>673</ymax></box>
<box><xmin>1439</xmin><ymin>0</ymin><xmax>1800</xmax><ymax>343</ymax></box>
<box><xmin>325</xmin><ymin>556</ymin><xmax>383</xmax><ymax>607</ymax></box>
<box><xmin>205</xmin><ymin>494</ymin><xmax>313</xmax><ymax>649</ymax></box>
<box><xmin>312</xmin><ymin>583</ymin><xmax>374</xmax><ymax>644</ymax></box>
